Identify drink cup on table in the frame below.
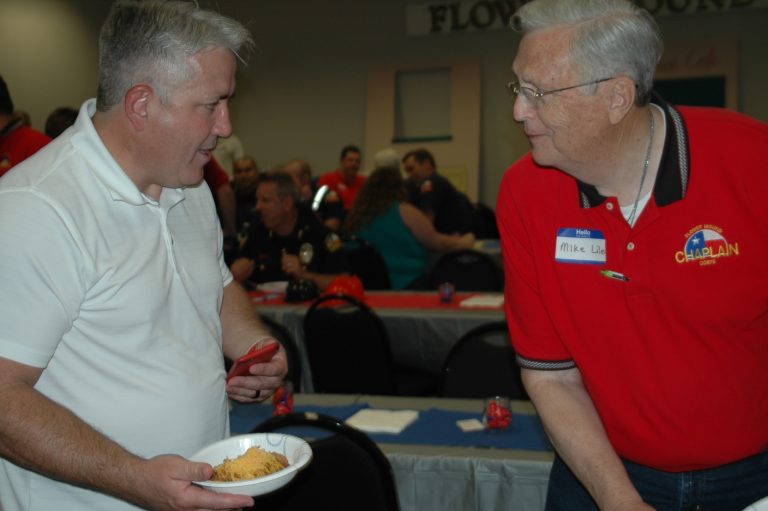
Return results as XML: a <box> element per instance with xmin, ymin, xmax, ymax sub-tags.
<box><xmin>438</xmin><ymin>282</ymin><xmax>455</xmax><ymax>303</ymax></box>
<box><xmin>483</xmin><ymin>395</ymin><xmax>512</xmax><ymax>430</ymax></box>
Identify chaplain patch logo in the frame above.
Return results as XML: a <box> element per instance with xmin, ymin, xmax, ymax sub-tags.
<box><xmin>674</xmin><ymin>224</ymin><xmax>740</xmax><ymax>266</ymax></box>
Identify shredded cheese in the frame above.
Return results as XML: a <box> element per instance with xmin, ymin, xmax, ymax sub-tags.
<box><xmin>212</xmin><ymin>446</ymin><xmax>289</xmax><ymax>482</ymax></box>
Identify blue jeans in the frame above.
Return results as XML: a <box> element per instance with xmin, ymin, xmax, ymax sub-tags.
<box><xmin>546</xmin><ymin>450</ymin><xmax>768</xmax><ymax>511</ymax></box>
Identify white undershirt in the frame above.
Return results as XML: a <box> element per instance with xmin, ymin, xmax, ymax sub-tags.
<box><xmin>619</xmin><ymin>103</ymin><xmax>665</xmax><ymax>227</ymax></box>
<box><xmin>620</xmin><ymin>190</ymin><xmax>652</xmax><ymax>227</ymax></box>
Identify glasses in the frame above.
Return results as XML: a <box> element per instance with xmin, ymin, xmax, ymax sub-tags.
<box><xmin>506</xmin><ymin>77</ymin><xmax>613</xmax><ymax>103</ymax></box>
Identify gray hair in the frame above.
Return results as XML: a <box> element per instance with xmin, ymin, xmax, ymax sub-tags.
<box><xmin>372</xmin><ymin>148</ymin><xmax>400</xmax><ymax>172</ymax></box>
<box><xmin>512</xmin><ymin>0</ymin><xmax>662</xmax><ymax>105</ymax></box>
<box><xmin>96</xmin><ymin>0</ymin><xmax>254</xmax><ymax>111</ymax></box>
<box><xmin>261</xmin><ymin>171</ymin><xmax>301</xmax><ymax>205</ymax></box>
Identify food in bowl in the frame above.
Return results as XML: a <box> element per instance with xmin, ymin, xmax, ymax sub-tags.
<box><xmin>191</xmin><ymin>433</ymin><xmax>312</xmax><ymax>496</ymax></box>
<box><xmin>211</xmin><ymin>446</ymin><xmax>289</xmax><ymax>482</ymax></box>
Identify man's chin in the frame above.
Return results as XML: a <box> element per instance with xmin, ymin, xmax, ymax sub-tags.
<box><xmin>183</xmin><ymin>168</ymin><xmax>205</xmax><ymax>187</ymax></box>
<box><xmin>529</xmin><ymin>146</ymin><xmax>557</xmax><ymax>168</ymax></box>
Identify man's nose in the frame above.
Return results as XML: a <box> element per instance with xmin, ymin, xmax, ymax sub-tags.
<box><xmin>512</xmin><ymin>94</ymin><xmax>534</xmax><ymax>123</ymax></box>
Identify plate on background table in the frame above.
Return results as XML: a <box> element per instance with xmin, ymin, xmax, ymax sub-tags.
<box><xmin>256</xmin><ymin>281</ymin><xmax>288</xmax><ymax>294</ymax></box>
<box><xmin>191</xmin><ymin>433</ymin><xmax>312</xmax><ymax>496</ymax></box>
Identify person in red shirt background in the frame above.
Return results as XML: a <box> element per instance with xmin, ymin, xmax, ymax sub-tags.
<box><xmin>0</xmin><ymin>75</ymin><xmax>50</xmax><ymax>177</ymax></box>
<box><xmin>317</xmin><ymin>144</ymin><xmax>365</xmax><ymax>230</ymax></box>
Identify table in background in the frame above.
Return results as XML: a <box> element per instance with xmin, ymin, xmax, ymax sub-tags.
<box><xmin>230</xmin><ymin>393</ymin><xmax>553</xmax><ymax>511</ymax></box>
<box><xmin>251</xmin><ymin>291</ymin><xmax>506</xmax><ymax>392</ymax></box>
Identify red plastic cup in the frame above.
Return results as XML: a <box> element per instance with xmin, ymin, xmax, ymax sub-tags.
<box><xmin>483</xmin><ymin>396</ymin><xmax>512</xmax><ymax>430</ymax></box>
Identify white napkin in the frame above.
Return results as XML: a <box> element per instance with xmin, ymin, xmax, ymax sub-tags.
<box><xmin>345</xmin><ymin>409</ymin><xmax>419</xmax><ymax>434</ymax></box>
<box><xmin>459</xmin><ymin>294</ymin><xmax>505</xmax><ymax>308</ymax></box>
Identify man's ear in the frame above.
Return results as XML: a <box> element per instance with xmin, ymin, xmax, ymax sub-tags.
<box><xmin>124</xmin><ymin>84</ymin><xmax>153</xmax><ymax>130</ymax></box>
<box><xmin>607</xmin><ymin>76</ymin><xmax>636</xmax><ymax>125</ymax></box>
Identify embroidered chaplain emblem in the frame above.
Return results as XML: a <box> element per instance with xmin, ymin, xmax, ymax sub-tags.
<box><xmin>674</xmin><ymin>225</ymin><xmax>739</xmax><ymax>266</ymax></box>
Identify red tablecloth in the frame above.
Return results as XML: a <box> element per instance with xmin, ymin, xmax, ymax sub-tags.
<box><xmin>249</xmin><ymin>290</ymin><xmax>502</xmax><ymax>311</ymax></box>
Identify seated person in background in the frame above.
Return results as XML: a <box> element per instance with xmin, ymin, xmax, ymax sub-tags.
<box><xmin>12</xmin><ymin>110</ymin><xmax>31</xmax><ymax>127</ymax></box>
<box><xmin>317</xmin><ymin>144</ymin><xmax>365</xmax><ymax>231</ymax></box>
<box><xmin>344</xmin><ymin>151</ymin><xmax>475</xmax><ymax>290</ymax></box>
<box><xmin>44</xmin><ymin>106</ymin><xmax>79</xmax><ymax>138</ymax></box>
<box><xmin>403</xmin><ymin>148</ymin><xmax>474</xmax><ymax>235</ymax></box>
<box><xmin>282</xmin><ymin>157</ymin><xmax>315</xmax><ymax>206</ymax></box>
<box><xmin>232</xmin><ymin>155</ymin><xmax>260</xmax><ymax>231</ymax></box>
<box><xmin>0</xmin><ymin>75</ymin><xmax>51</xmax><ymax>177</ymax></box>
<box><xmin>231</xmin><ymin>172</ymin><xmax>348</xmax><ymax>291</ymax></box>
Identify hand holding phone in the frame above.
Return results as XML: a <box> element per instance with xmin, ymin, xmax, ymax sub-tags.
<box><xmin>226</xmin><ymin>342</ymin><xmax>279</xmax><ymax>382</ymax></box>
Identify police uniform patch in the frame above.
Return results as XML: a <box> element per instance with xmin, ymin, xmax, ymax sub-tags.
<box><xmin>299</xmin><ymin>242</ymin><xmax>314</xmax><ymax>265</ymax></box>
<box><xmin>325</xmin><ymin>232</ymin><xmax>342</xmax><ymax>253</ymax></box>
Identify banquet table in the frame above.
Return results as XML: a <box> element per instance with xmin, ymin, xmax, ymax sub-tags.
<box><xmin>230</xmin><ymin>393</ymin><xmax>553</xmax><ymax>511</ymax></box>
<box><xmin>250</xmin><ymin>290</ymin><xmax>506</xmax><ymax>392</ymax></box>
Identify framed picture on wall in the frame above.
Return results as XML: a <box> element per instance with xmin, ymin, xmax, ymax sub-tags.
<box><xmin>654</xmin><ymin>38</ymin><xmax>738</xmax><ymax>110</ymax></box>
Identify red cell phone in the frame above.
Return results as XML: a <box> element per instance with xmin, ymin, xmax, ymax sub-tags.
<box><xmin>226</xmin><ymin>342</ymin><xmax>279</xmax><ymax>382</ymax></box>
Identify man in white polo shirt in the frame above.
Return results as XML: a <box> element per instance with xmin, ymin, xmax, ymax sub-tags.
<box><xmin>0</xmin><ymin>1</ymin><xmax>286</xmax><ymax>510</ymax></box>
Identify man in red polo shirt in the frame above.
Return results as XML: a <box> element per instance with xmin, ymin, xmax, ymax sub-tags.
<box><xmin>498</xmin><ymin>1</ymin><xmax>768</xmax><ymax>510</ymax></box>
<box><xmin>317</xmin><ymin>144</ymin><xmax>366</xmax><ymax>219</ymax></box>
<box><xmin>0</xmin><ymin>76</ymin><xmax>50</xmax><ymax>178</ymax></box>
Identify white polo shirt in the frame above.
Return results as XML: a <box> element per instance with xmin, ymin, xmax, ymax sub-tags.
<box><xmin>0</xmin><ymin>99</ymin><xmax>233</xmax><ymax>510</ymax></box>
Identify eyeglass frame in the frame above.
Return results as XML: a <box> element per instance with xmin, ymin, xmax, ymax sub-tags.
<box><xmin>506</xmin><ymin>77</ymin><xmax>614</xmax><ymax>102</ymax></box>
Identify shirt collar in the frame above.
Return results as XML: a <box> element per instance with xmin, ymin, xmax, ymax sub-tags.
<box><xmin>70</xmin><ymin>99</ymin><xmax>185</xmax><ymax>208</ymax></box>
<box><xmin>577</xmin><ymin>92</ymin><xmax>690</xmax><ymax>209</ymax></box>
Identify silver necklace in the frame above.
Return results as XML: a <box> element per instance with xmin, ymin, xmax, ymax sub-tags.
<box><xmin>627</xmin><ymin>108</ymin><xmax>655</xmax><ymax>227</ymax></box>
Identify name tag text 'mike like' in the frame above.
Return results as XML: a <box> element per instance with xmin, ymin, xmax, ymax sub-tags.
<box><xmin>555</xmin><ymin>228</ymin><xmax>607</xmax><ymax>265</ymax></box>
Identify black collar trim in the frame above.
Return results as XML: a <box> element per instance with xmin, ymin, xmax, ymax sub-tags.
<box><xmin>577</xmin><ymin>92</ymin><xmax>690</xmax><ymax>209</ymax></box>
<box><xmin>0</xmin><ymin>118</ymin><xmax>24</xmax><ymax>138</ymax></box>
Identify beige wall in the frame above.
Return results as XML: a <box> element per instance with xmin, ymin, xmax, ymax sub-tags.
<box><xmin>1</xmin><ymin>0</ymin><xmax>766</xmax><ymax>207</ymax></box>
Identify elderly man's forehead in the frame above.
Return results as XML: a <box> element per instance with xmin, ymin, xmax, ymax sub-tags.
<box><xmin>513</xmin><ymin>25</ymin><xmax>577</xmax><ymax>83</ymax></box>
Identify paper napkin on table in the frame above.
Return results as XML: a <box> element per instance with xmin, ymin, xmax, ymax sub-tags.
<box><xmin>459</xmin><ymin>294</ymin><xmax>505</xmax><ymax>308</ymax></box>
<box><xmin>345</xmin><ymin>409</ymin><xmax>419</xmax><ymax>434</ymax></box>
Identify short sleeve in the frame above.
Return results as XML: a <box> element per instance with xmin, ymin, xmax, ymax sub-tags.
<box><xmin>497</xmin><ymin>167</ymin><xmax>574</xmax><ymax>369</ymax></box>
<box><xmin>0</xmin><ymin>190</ymin><xmax>88</xmax><ymax>367</ymax></box>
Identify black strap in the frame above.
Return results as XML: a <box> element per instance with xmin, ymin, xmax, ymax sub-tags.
<box><xmin>0</xmin><ymin>118</ymin><xmax>23</xmax><ymax>139</ymax></box>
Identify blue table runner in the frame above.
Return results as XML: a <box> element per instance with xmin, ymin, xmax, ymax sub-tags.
<box><xmin>230</xmin><ymin>402</ymin><xmax>551</xmax><ymax>452</ymax></box>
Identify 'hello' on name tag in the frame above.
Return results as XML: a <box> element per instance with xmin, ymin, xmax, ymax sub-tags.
<box><xmin>555</xmin><ymin>228</ymin><xmax>606</xmax><ymax>265</ymax></box>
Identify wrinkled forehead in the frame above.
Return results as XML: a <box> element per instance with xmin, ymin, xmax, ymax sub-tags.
<box><xmin>512</xmin><ymin>25</ymin><xmax>577</xmax><ymax>85</ymax></box>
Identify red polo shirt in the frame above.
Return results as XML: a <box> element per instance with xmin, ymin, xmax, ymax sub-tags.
<box><xmin>498</xmin><ymin>97</ymin><xmax>768</xmax><ymax>471</ymax></box>
<box><xmin>317</xmin><ymin>169</ymin><xmax>366</xmax><ymax>210</ymax></box>
<box><xmin>0</xmin><ymin>120</ymin><xmax>51</xmax><ymax>178</ymax></box>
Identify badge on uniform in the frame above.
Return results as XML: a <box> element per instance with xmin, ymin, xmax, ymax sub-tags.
<box><xmin>299</xmin><ymin>242</ymin><xmax>314</xmax><ymax>265</ymax></box>
<box><xmin>325</xmin><ymin>232</ymin><xmax>342</xmax><ymax>253</ymax></box>
<box><xmin>554</xmin><ymin>228</ymin><xmax>606</xmax><ymax>265</ymax></box>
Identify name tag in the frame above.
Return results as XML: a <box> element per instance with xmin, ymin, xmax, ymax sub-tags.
<box><xmin>555</xmin><ymin>228</ymin><xmax>606</xmax><ymax>265</ymax></box>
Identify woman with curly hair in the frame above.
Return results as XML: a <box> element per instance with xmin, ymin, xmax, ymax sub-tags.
<box><xmin>344</xmin><ymin>151</ymin><xmax>474</xmax><ymax>289</ymax></box>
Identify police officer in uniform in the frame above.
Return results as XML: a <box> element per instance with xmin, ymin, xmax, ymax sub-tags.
<box><xmin>231</xmin><ymin>172</ymin><xmax>348</xmax><ymax>291</ymax></box>
<box><xmin>402</xmin><ymin>148</ymin><xmax>474</xmax><ymax>235</ymax></box>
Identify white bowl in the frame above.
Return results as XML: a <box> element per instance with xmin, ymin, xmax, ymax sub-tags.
<box><xmin>190</xmin><ymin>433</ymin><xmax>312</xmax><ymax>496</ymax></box>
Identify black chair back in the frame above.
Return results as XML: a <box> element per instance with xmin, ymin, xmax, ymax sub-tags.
<box><xmin>342</xmin><ymin>236</ymin><xmax>391</xmax><ymax>290</ymax></box>
<box><xmin>259</xmin><ymin>315</ymin><xmax>302</xmax><ymax>391</ymax></box>
<box><xmin>471</xmin><ymin>202</ymin><xmax>500</xmax><ymax>239</ymax></box>
<box><xmin>303</xmin><ymin>293</ymin><xmax>397</xmax><ymax>394</ymax></box>
<box><xmin>428</xmin><ymin>249</ymin><xmax>504</xmax><ymax>292</ymax></box>
<box><xmin>249</xmin><ymin>412</ymin><xmax>400</xmax><ymax>511</ymax></box>
<box><xmin>439</xmin><ymin>321</ymin><xmax>528</xmax><ymax>400</ymax></box>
